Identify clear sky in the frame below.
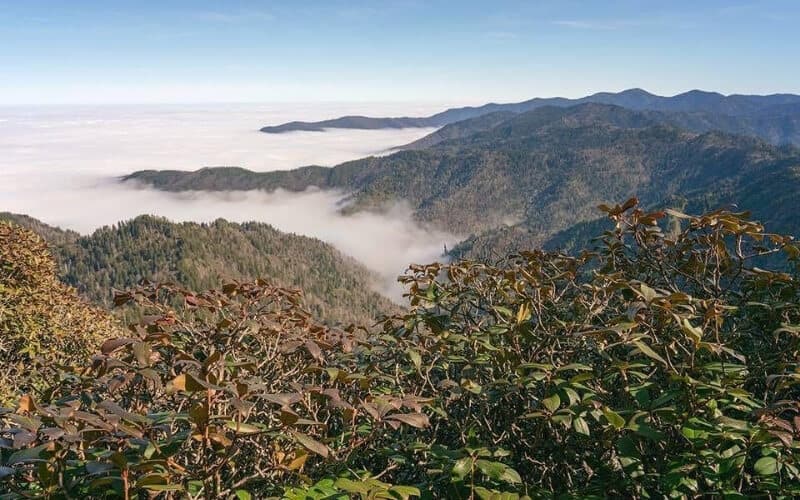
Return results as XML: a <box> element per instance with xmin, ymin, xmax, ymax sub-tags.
<box><xmin>2</xmin><ymin>0</ymin><xmax>799</xmax><ymax>105</ymax></box>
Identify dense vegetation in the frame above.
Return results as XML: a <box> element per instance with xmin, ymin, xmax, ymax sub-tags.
<box><xmin>129</xmin><ymin>103</ymin><xmax>800</xmax><ymax>259</ymax></box>
<box><xmin>0</xmin><ymin>223</ymin><xmax>118</xmax><ymax>405</ymax></box>
<box><xmin>2</xmin><ymin>201</ymin><xmax>800</xmax><ymax>497</ymax></box>
<box><xmin>260</xmin><ymin>88</ymin><xmax>800</xmax><ymax>146</ymax></box>
<box><xmin>1</xmin><ymin>214</ymin><xmax>396</xmax><ymax>326</ymax></box>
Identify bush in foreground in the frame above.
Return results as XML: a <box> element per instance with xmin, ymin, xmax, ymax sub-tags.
<box><xmin>2</xmin><ymin>200</ymin><xmax>800</xmax><ymax>498</ymax></box>
<box><xmin>0</xmin><ymin>223</ymin><xmax>114</xmax><ymax>406</ymax></box>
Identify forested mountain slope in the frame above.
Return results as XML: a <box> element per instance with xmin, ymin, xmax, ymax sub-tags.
<box><xmin>3</xmin><ymin>214</ymin><xmax>397</xmax><ymax>325</ymax></box>
<box><xmin>399</xmin><ymin>102</ymin><xmax>800</xmax><ymax>150</ymax></box>
<box><xmin>128</xmin><ymin>104</ymin><xmax>800</xmax><ymax>257</ymax></box>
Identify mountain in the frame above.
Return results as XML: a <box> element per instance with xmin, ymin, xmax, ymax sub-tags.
<box><xmin>260</xmin><ymin>116</ymin><xmax>435</xmax><ymax>133</ymax></box>
<box><xmin>129</xmin><ymin>103</ymin><xmax>800</xmax><ymax>261</ymax></box>
<box><xmin>398</xmin><ymin>111</ymin><xmax>518</xmax><ymax>150</ymax></box>
<box><xmin>260</xmin><ymin>89</ymin><xmax>800</xmax><ymax>146</ymax></box>
<box><xmin>398</xmin><ymin>103</ymin><xmax>800</xmax><ymax>150</ymax></box>
<box><xmin>4</xmin><ymin>214</ymin><xmax>397</xmax><ymax>326</ymax></box>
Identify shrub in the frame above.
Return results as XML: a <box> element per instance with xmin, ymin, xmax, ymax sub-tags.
<box><xmin>0</xmin><ymin>280</ymin><xmax>427</xmax><ymax>498</ymax></box>
<box><xmin>364</xmin><ymin>200</ymin><xmax>800</xmax><ymax>497</ymax></box>
<box><xmin>2</xmin><ymin>201</ymin><xmax>800</xmax><ymax>498</ymax></box>
<box><xmin>0</xmin><ymin>223</ymin><xmax>113</xmax><ymax>405</ymax></box>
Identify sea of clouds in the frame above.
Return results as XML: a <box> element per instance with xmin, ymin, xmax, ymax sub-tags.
<box><xmin>0</xmin><ymin>102</ymin><xmax>460</xmax><ymax>298</ymax></box>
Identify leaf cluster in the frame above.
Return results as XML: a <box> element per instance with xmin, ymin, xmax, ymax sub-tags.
<box><xmin>3</xmin><ymin>200</ymin><xmax>800</xmax><ymax>498</ymax></box>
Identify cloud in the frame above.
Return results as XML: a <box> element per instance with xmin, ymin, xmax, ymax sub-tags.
<box><xmin>552</xmin><ymin>12</ymin><xmax>699</xmax><ymax>31</ymax></box>
<box><xmin>9</xmin><ymin>179</ymin><xmax>460</xmax><ymax>299</ymax></box>
<box><xmin>0</xmin><ymin>103</ymin><xmax>456</xmax><ymax>299</ymax></box>
<box><xmin>0</xmin><ymin>103</ymin><xmax>441</xmax><ymax>174</ymax></box>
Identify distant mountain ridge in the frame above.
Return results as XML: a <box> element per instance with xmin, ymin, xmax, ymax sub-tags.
<box><xmin>130</xmin><ymin>103</ymin><xmax>800</xmax><ymax>260</ymax></box>
<box><xmin>260</xmin><ymin>88</ymin><xmax>800</xmax><ymax>146</ymax></box>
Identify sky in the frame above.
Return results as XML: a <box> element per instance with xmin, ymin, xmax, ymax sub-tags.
<box><xmin>1</xmin><ymin>0</ymin><xmax>799</xmax><ymax>105</ymax></box>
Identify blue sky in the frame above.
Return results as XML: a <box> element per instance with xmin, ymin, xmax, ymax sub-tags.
<box><xmin>1</xmin><ymin>0</ymin><xmax>798</xmax><ymax>105</ymax></box>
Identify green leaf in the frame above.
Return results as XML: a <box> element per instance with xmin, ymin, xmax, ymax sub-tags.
<box><xmin>187</xmin><ymin>481</ymin><xmax>204</xmax><ymax>496</ymax></box>
<box><xmin>499</xmin><ymin>466</ymin><xmax>522</xmax><ymax>484</ymax></box>
<box><xmin>462</xmin><ymin>379</ymin><xmax>483</xmax><ymax>394</ymax></box>
<box><xmin>452</xmin><ymin>457</ymin><xmax>472</xmax><ymax>479</ymax></box>
<box><xmin>603</xmin><ymin>408</ymin><xmax>625</xmax><ymax>429</ymax></box>
<box><xmin>633</xmin><ymin>340</ymin><xmax>668</xmax><ymax>367</ymax></box>
<box><xmin>494</xmin><ymin>306</ymin><xmax>514</xmax><ymax>318</ymax></box>
<box><xmin>556</xmin><ymin>363</ymin><xmax>592</xmax><ymax>372</ymax></box>
<box><xmin>475</xmin><ymin>459</ymin><xmax>521</xmax><ymax>484</ymax></box>
<box><xmin>235</xmin><ymin>490</ymin><xmax>253</xmax><ymax>500</ymax></box>
<box><xmin>681</xmin><ymin>318</ymin><xmax>703</xmax><ymax>344</ymax></box>
<box><xmin>639</xmin><ymin>283</ymin><xmax>658</xmax><ymax>302</ymax></box>
<box><xmin>475</xmin><ymin>460</ymin><xmax>506</xmax><ymax>480</ymax></box>
<box><xmin>389</xmin><ymin>485</ymin><xmax>421</xmax><ymax>499</ymax></box>
<box><xmin>334</xmin><ymin>478</ymin><xmax>371</xmax><ymax>494</ymax></box>
<box><xmin>754</xmin><ymin>456</ymin><xmax>779</xmax><ymax>476</ymax></box>
<box><xmin>407</xmin><ymin>349</ymin><xmax>422</xmax><ymax>371</ymax></box>
<box><xmin>543</xmin><ymin>394</ymin><xmax>560</xmax><ymax>412</ymax></box>
<box><xmin>8</xmin><ymin>444</ymin><xmax>48</xmax><ymax>465</ymax></box>
<box><xmin>85</xmin><ymin>461</ymin><xmax>114</xmax><ymax>475</ymax></box>
<box><xmin>573</xmin><ymin>416</ymin><xmax>590</xmax><ymax>436</ymax></box>
<box><xmin>0</xmin><ymin>466</ymin><xmax>15</xmax><ymax>480</ymax></box>
<box><xmin>141</xmin><ymin>484</ymin><xmax>183</xmax><ymax>492</ymax></box>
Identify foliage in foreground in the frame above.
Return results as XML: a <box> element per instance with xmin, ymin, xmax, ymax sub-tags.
<box><xmin>2</xmin><ymin>200</ymin><xmax>800</xmax><ymax>498</ymax></box>
<box><xmin>0</xmin><ymin>223</ymin><xmax>116</xmax><ymax>405</ymax></box>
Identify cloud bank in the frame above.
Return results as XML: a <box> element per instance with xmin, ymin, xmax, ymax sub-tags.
<box><xmin>0</xmin><ymin>102</ymin><xmax>440</xmax><ymax>175</ymax></box>
<box><xmin>0</xmin><ymin>103</ymin><xmax>456</xmax><ymax>298</ymax></box>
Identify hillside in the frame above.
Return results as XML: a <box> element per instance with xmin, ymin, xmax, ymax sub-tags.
<box><xmin>6</xmin><ymin>214</ymin><xmax>397</xmax><ymax>326</ymax></box>
<box><xmin>398</xmin><ymin>103</ymin><xmax>800</xmax><ymax>150</ymax></box>
<box><xmin>260</xmin><ymin>88</ymin><xmax>800</xmax><ymax>146</ymax></box>
<box><xmin>129</xmin><ymin>104</ymin><xmax>800</xmax><ymax>258</ymax></box>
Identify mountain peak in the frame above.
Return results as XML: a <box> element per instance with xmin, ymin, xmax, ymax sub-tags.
<box><xmin>675</xmin><ymin>89</ymin><xmax>725</xmax><ymax>98</ymax></box>
<box><xmin>618</xmin><ymin>88</ymin><xmax>657</xmax><ymax>97</ymax></box>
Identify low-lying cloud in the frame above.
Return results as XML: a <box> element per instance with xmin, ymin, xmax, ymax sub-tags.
<box><xmin>0</xmin><ymin>102</ymin><xmax>440</xmax><ymax>174</ymax></box>
<box><xmin>0</xmin><ymin>103</ymin><xmax>457</xmax><ymax>299</ymax></box>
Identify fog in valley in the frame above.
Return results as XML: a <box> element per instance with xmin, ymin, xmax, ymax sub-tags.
<box><xmin>0</xmin><ymin>102</ymin><xmax>457</xmax><ymax>297</ymax></box>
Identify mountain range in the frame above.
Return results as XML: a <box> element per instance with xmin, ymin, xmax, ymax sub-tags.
<box><xmin>129</xmin><ymin>102</ymin><xmax>800</xmax><ymax>261</ymax></box>
<box><xmin>8</xmin><ymin>88</ymin><xmax>800</xmax><ymax>323</ymax></box>
<box><xmin>260</xmin><ymin>88</ymin><xmax>800</xmax><ymax>147</ymax></box>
